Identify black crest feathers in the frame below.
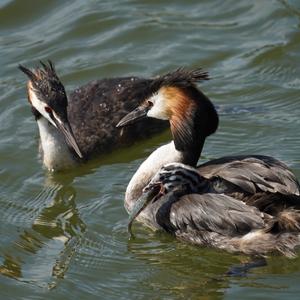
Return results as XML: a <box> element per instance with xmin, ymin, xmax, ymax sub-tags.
<box><xmin>19</xmin><ymin>60</ymin><xmax>68</xmax><ymax>111</ymax></box>
<box><xmin>150</xmin><ymin>68</ymin><xmax>210</xmax><ymax>93</ymax></box>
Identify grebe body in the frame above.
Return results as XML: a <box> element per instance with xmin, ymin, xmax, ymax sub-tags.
<box><xmin>20</xmin><ymin>61</ymin><xmax>166</xmax><ymax>171</ymax></box>
<box><xmin>117</xmin><ymin>68</ymin><xmax>300</xmax><ymax>256</ymax></box>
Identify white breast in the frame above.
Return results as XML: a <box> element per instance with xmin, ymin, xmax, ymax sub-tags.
<box><xmin>125</xmin><ymin>141</ymin><xmax>183</xmax><ymax>212</ymax></box>
<box><xmin>37</xmin><ymin>118</ymin><xmax>78</xmax><ymax>171</ymax></box>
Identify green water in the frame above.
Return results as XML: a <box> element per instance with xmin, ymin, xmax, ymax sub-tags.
<box><xmin>1</xmin><ymin>0</ymin><xmax>300</xmax><ymax>299</ymax></box>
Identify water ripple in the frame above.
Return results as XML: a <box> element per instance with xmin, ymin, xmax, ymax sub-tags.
<box><xmin>1</xmin><ymin>0</ymin><xmax>300</xmax><ymax>299</ymax></box>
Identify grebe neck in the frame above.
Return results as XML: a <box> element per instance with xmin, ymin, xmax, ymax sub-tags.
<box><xmin>37</xmin><ymin>117</ymin><xmax>78</xmax><ymax>171</ymax></box>
<box><xmin>125</xmin><ymin>141</ymin><xmax>184</xmax><ymax>213</ymax></box>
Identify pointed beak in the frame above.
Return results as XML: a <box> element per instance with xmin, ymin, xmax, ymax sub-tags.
<box><xmin>52</xmin><ymin>116</ymin><xmax>83</xmax><ymax>159</ymax></box>
<box><xmin>116</xmin><ymin>106</ymin><xmax>150</xmax><ymax>128</ymax></box>
<box><xmin>127</xmin><ymin>184</ymin><xmax>160</xmax><ymax>237</ymax></box>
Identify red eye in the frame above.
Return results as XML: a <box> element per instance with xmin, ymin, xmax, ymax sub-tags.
<box><xmin>45</xmin><ymin>106</ymin><xmax>52</xmax><ymax>114</ymax></box>
<box><xmin>147</xmin><ymin>100</ymin><xmax>153</xmax><ymax>107</ymax></box>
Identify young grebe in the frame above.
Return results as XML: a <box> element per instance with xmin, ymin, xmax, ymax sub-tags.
<box><xmin>19</xmin><ymin>61</ymin><xmax>169</xmax><ymax>171</ymax></box>
<box><xmin>117</xmin><ymin>68</ymin><xmax>300</xmax><ymax>256</ymax></box>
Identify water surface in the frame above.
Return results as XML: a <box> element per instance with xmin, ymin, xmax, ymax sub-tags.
<box><xmin>1</xmin><ymin>0</ymin><xmax>300</xmax><ymax>299</ymax></box>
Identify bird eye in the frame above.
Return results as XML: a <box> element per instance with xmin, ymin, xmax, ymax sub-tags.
<box><xmin>45</xmin><ymin>106</ymin><xmax>52</xmax><ymax>114</ymax></box>
<box><xmin>147</xmin><ymin>100</ymin><xmax>153</xmax><ymax>107</ymax></box>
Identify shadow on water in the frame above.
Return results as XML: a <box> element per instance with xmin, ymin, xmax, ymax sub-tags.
<box><xmin>0</xmin><ymin>172</ymin><xmax>86</xmax><ymax>289</ymax></box>
<box><xmin>124</xmin><ymin>224</ymin><xmax>300</xmax><ymax>299</ymax></box>
<box><xmin>0</xmin><ymin>125</ymin><xmax>171</xmax><ymax>291</ymax></box>
<box><xmin>125</xmin><ymin>229</ymin><xmax>236</xmax><ymax>299</ymax></box>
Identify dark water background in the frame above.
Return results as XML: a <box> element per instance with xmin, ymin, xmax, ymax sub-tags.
<box><xmin>1</xmin><ymin>0</ymin><xmax>300</xmax><ymax>299</ymax></box>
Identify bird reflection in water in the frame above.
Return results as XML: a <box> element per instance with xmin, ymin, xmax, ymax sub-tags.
<box><xmin>0</xmin><ymin>174</ymin><xmax>86</xmax><ymax>288</ymax></box>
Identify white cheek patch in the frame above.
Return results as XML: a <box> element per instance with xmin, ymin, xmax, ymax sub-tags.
<box><xmin>147</xmin><ymin>91</ymin><xmax>169</xmax><ymax>120</ymax></box>
<box><xmin>29</xmin><ymin>88</ymin><xmax>57</xmax><ymax>128</ymax></box>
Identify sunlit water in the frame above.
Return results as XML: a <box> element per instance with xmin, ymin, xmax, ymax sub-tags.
<box><xmin>1</xmin><ymin>0</ymin><xmax>300</xmax><ymax>299</ymax></box>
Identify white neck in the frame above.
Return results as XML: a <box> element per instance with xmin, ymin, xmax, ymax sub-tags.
<box><xmin>125</xmin><ymin>141</ymin><xmax>183</xmax><ymax>212</ymax></box>
<box><xmin>37</xmin><ymin>117</ymin><xmax>78</xmax><ymax>171</ymax></box>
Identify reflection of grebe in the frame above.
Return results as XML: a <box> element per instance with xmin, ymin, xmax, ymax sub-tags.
<box><xmin>117</xmin><ymin>68</ymin><xmax>300</xmax><ymax>256</ymax></box>
<box><xmin>19</xmin><ymin>61</ymin><xmax>166</xmax><ymax>171</ymax></box>
<box><xmin>0</xmin><ymin>178</ymin><xmax>85</xmax><ymax>287</ymax></box>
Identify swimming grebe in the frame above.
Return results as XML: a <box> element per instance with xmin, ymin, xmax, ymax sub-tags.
<box><xmin>128</xmin><ymin>163</ymin><xmax>300</xmax><ymax>256</ymax></box>
<box><xmin>117</xmin><ymin>68</ymin><xmax>300</xmax><ymax>256</ymax></box>
<box><xmin>19</xmin><ymin>61</ymin><xmax>168</xmax><ymax>171</ymax></box>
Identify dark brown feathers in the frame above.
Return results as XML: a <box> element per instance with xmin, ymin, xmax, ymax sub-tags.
<box><xmin>150</xmin><ymin>68</ymin><xmax>210</xmax><ymax>92</ymax></box>
<box><xmin>199</xmin><ymin>155</ymin><xmax>300</xmax><ymax>196</ymax></box>
<box><xmin>275</xmin><ymin>209</ymin><xmax>300</xmax><ymax>232</ymax></box>
<box><xmin>19</xmin><ymin>61</ymin><xmax>68</xmax><ymax>114</ymax></box>
<box><xmin>19</xmin><ymin>62</ymin><xmax>169</xmax><ymax>159</ymax></box>
<box><xmin>138</xmin><ymin>184</ymin><xmax>300</xmax><ymax>257</ymax></box>
<box><xmin>168</xmin><ymin>193</ymin><xmax>265</xmax><ymax>236</ymax></box>
<box><xmin>131</xmin><ymin>161</ymin><xmax>300</xmax><ymax>257</ymax></box>
<box><xmin>65</xmin><ymin>67</ymin><xmax>210</xmax><ymax>158</ymax></box>
<box><xmin>19</xmin><ymin>60</ymin><xmax>58</xmax><ymax>85</ymax></box>
<box><xmin>244</xmin><ymin>193</ymin><xmax>300</xmax><ymax>232</ymax></box>
<box><xmin>66</xmin><ymin>76</ymin><xmax>167</xmax><ymax>158</ymax></box>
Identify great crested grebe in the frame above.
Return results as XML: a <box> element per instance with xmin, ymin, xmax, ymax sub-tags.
<box><xmin>19</xmin><ymin>61</ymin><xmax>168</xmax><ymax>171</ymax></box>
<box><xmin>117</xmin><ymin>68</ymin><xmax>300</xmax><ymax>256</ymax></box>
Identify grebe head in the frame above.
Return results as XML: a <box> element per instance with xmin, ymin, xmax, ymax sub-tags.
<box><xmin>19</xmin><ymin>61</ymin><xmax>83</xmax><ymax>158</ymax></box>
<box><xmin>127</xmin><ymin>162</ymin><xmax>209</xmax><ymax>235</ymax></box>
<box><xmin>117</xmin><ymin>68</ymin><xmax>218</xmax><ymax>152</ymax></box>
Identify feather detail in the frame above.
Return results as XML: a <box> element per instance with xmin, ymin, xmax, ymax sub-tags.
<box><xmin>150</xmin><ymin>68</ymin><xmax>210</xmax><ymax>91</ymax></box>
